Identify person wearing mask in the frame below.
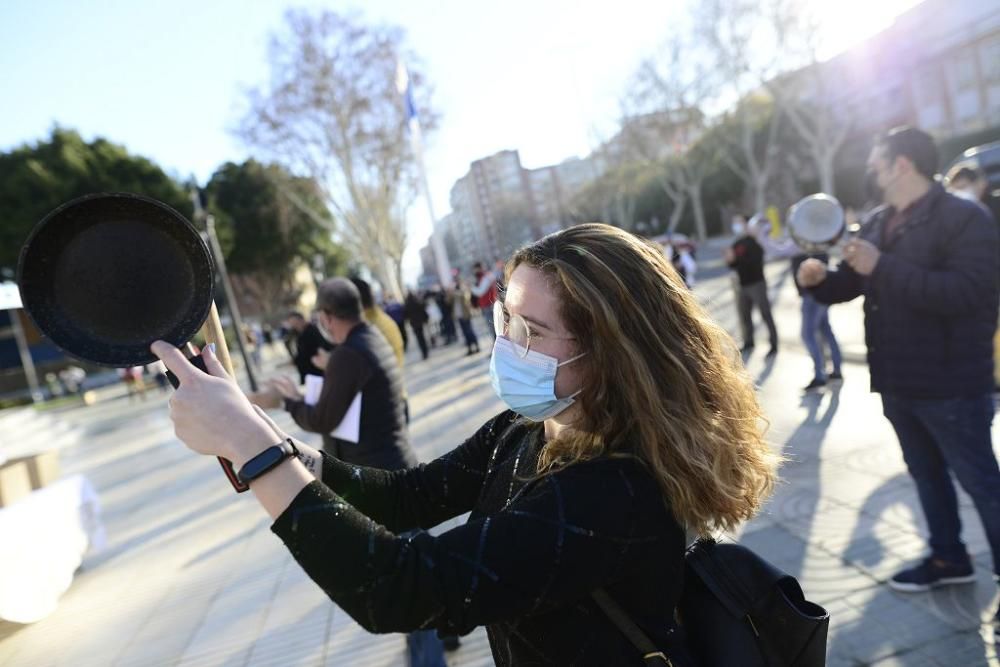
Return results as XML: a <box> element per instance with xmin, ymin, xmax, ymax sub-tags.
<box><xmin>799</xmin><ymin>127</ymin><xmax>1000</xmax><ymax>623</ymax></box>
<box><xmin>152</xmin><ymin>223</ymin><xmax>776</xmax><ymax>666</ymax></box>
<box><xmin>283</xmin><ymin>311</ymin><xmax>333</xmax><ymax>383</ymax></box>
<box><xmin>725</xmin><ymin>214</ymin><xmax>779</xmax><ymax>356</ymax></box>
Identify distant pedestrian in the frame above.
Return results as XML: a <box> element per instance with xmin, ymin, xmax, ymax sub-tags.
<box><xmin>725</xmin><ymin>214</ymin><xmax>778</xmax><ymax>356</ymax></box>
<box><xmin>455</xmin><ymin>278</ymin><xmax>480</xmax><ymax>355</ymax></box>
<box><xmin>403</xmin><ymin>291</ymin><xmax>429</xmax><ymax>360</ymax></box>
<box><xmin>384</xmin><ymin>298</ymin><xmax>408</xmax><ymax>351</ymax></box>
<box><xmin>946</xmin><ymin>162</ymin><xmax>1000</xmax><ymax>225</ymax></box>
<box><xmin>946</xmin><ymin>163</ymin><xmax>1000</xmax><ymax>389</ymax></box>
<box><xmin>437</xmin><ymin>288</ymin><xmax>457</xmax><ymax>345</ymax></box>
<box><xmin>350</xmin><ymin>277</ymin><xmax>405</xmax><ymax>370</ymax></box>
<box><xmin>791</xmin><ymin>252</ymin><xmax>842</xmax><ymax>391</ymax></box>
<box><xmin>425</xmin><ymin>293</ymin><xmax>442</xmax><ymax>347</ymax></box>
<box><xmin>664</xmin><ymin>241</ymin><xmax>697</xmax><ymax>288</ymax></box>
<box><xmin>799</xmin><ymin>127</ymin><xmax>1000</xmax><ymax>617</ymax></box>
<box><xmin>118</xmin><ymin>366</ymin><xmax>146</xmax><ymax>402</ymax></box>
<box><xmin>148</xmin><ymin>360</ymin><xmax>170</xmax><ymax>393</ymax></box>
<box><xmin>471</xmin><ymin>261</ymin><xmax>498</xmax><ymax>339</ymax></box>
<box><xmin>283</xmin><ymin>311</ymin><xmax>334</xmax><ymax>383</ymax></box>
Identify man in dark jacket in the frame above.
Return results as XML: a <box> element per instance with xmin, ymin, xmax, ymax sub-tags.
<box><xmin>725</xmin><ymin>215</ymin><xmax>778</xmax><ymax>356</ymax></box>
<box><xmin>799</xmin><ymin>127</ymin><xmax>1000</xmax><ymax>610</ymax></box>
<box><xmin>282</xmin><ymin>311</ymin><xmax>333</xmax><ymax>383</ymax></box>
<box><xmin>271</xmin><ymin>279</ymin><xmax>418</xmax><ymax>471</ymax></box>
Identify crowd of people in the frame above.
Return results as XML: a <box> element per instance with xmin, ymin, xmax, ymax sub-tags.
<box><xmin>147</xmin><ymin>125</ymin><xmax>1000</xmax><ymax>665</ymax></box>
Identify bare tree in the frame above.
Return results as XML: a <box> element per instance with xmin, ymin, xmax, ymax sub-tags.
<box><xmin>238</xmin><ymin>10</ymin><xmax>438</xmax><ymax>300</ymax></box>
<box><xmin>697</xmin><ymin>0</ymin><xmax>809</xmax><ymax>214</ymax></box>
<box><xmin>765</xmin><ymin>6</ymin><xmax>852</xmax><ymax>195</ymax></box>
<box><xmin>624</xmin><ymin>29</ymin><xmax>721</xmax><ymax>240</ymax></box>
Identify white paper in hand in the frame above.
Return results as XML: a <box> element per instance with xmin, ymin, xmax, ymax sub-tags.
<box><xmin>302</xmin><ymin>375</ymin><xmax>362</xmax><ymax>444</ymax></box>
<box><xmin>304</xmin><ymin>375</ymin><xmax>324</xmax><ymax>406</ymax></box>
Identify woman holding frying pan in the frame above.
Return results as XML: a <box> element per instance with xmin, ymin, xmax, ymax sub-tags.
<box><xmin>152</xmin><ymin>223</ymin><xmax>777</xmax><ymax>666</ymax></box>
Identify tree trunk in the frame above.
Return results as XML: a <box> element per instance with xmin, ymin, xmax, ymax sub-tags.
<box><xmin>689</xmin><ymin>183</ymin><xmax>708</xmax><ymax>242</ymax></box>
<box><xmin>818</xmin><ymin>151</ymin><xmax>836</xmax><ymax>195</ymax></box>
<box><xmin>667</xmin><ymin>197</ymin><xmax>686</xmax><ymax>235</ymax></box>
<box><xmin>753</xmin><ymin>178</ymin><xmax>767</xmax><ymax>217</ymax></box>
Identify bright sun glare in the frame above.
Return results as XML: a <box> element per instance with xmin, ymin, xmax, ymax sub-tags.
<box><xmin>805</xmin><ymin>0</ymin><xmax>923</xmax><ymax>58</ymax></box>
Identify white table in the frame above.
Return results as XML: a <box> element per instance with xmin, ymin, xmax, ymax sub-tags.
<box><xmin>0</xmin><ymin>474</ymin><xmax>105</xmax><ymax>623</ymax></box>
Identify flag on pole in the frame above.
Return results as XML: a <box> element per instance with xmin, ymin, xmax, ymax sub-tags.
<box><xmin>396</xmin><ymin>61</ymin><xmax>419</xmax><ymax>127</ymax></box>
<box><xmin>396</xmin><ymin>59</ymin><xmax>453</xmax><ymax>287</ymax></box>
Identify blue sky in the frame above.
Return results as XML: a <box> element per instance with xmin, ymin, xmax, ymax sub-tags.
<box><xmin>0</xmin><ymin>0</ymin><xmax>919</xmax><ymax>281</ymax></box>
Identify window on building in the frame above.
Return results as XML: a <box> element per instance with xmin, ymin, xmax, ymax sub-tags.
<box><xmin>979</xmin><ymin>36</ymin><xmax>1000</xmax><ymax>84</ymax></box>
<box><xmin>913</xmin><ymin>68</ymin><xmax>943</xmax><ymax>106</ymax></box>
<box><xmin>948</xmin><ymin>49</ymin><xmax>977</xmax><ymax>92</ymax></box>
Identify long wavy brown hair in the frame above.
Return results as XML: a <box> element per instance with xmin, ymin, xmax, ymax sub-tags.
<box><xmin>506</xmin><ymin>223</ymin><xmax>777</xmax><ymax>535</ymax></box>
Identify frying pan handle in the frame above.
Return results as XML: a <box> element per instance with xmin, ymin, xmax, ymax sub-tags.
<box><xmin>200</xmin><ymin>302</ymin><xmax>250</xmax><ymax>494</ymax></box>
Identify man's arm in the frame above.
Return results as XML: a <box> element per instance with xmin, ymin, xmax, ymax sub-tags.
<box><xmin>810</xmin><ymin>260</ymin><xmax>865</xmax><ymax>305</ymax></box>
<box><xmin>871</xmin><ymin>207</ymin><xmax>999</xmax><ymax>316</ymax></box>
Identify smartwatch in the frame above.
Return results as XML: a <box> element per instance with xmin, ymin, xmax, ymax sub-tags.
<box><xmin>236</xmin><ymin>438</ymin><xmax>299</xmax><ymax>486</ymax></box>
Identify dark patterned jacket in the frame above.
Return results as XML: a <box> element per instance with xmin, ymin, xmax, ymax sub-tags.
<box><xmin>271</xmin><ymin>411</ymin><xmax>691</xmax><ymax>665</ymax></box>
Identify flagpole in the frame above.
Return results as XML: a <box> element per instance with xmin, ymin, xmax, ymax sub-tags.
<box><xmin>398</xmin><ymin>62</ymin><xmax>453</xmax><ymax>288</ymax></box>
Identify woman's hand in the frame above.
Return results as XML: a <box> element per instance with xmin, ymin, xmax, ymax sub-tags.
<box><xmin>151</xmin><ymin>341</ymin><xmax>278</xmax><ymax>468</ymax></box>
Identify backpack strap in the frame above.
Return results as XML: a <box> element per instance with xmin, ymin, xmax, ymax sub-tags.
<box><xmin>591</xmin><ymin>589</ymin><xmax>674</xmax><ymax>666</ymax></box>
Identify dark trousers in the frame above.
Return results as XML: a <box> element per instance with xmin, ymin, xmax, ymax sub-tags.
<box><xmin>410</xmin><ymin>322</ymin><xmax>429</xmax><ymax>359</ymax></box>
<box><xmin>396</xmin><ymin>320</ymin><xmax>408</xmax><ymax>351</ymax></box>
<box><xmin>458</xmin><ymin>317</ymin><xmax>478</xmax><ymax>350</ymax></box>
<box><xmin>882</xmin><ymin>393</ymin><xmax>1000</xmax><ymax>575</ymax></box>
<box><xmin>801</xmin><ymin>294</ymin><xmax>841</xmax><ymax>381</ymax></box>
<box><xmin>441</xmin><ymin>316</ymin><xmax>457</xmax><ymax>344</ymax></box>
<box><xmin>737</xmin><ymin>280</ymin><xmax>778</xmax><ymax>348</ymax></box>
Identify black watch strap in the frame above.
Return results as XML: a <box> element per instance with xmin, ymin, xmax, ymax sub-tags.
<box><xmin>236</xmin><ymin>438</ymin><xmax>299</xmax><ymax>486</ymax></box>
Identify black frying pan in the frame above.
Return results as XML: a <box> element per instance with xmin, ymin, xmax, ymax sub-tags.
<box><xmin>17</xmin><ymin>192</ymin><xmax>214</xmax><ymax>366</ymax></box>
<box><xmin>17</xmin><ymin>192</ymin><xmax>248</xmax><ymax>492</ymax></box>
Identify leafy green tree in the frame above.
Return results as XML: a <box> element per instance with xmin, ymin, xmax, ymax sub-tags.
<box><xmin>0</xmin><ymin>127</ymin><xmax>190</xmax><ymax>277</ymax></box>
<box><xmin>205</xmin><ymin>159</ymin><xmax>352</xmax><ymax>317</ymax></box>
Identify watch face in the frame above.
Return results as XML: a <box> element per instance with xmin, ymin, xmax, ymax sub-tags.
<box><xmin>239</xmin><ymin>444</ymin><xmax>289</xmax><ymax>482</ymax></box>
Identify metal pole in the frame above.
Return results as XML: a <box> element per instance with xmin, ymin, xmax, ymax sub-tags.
<box><xmin>412</xmin><ymin>124</ymin><xmax>453</xmax><ymax>288</ymax></box>
<box><xmin>8</xmin><ymin>309</ymin><xmax>44</xmax><ymax>404</ymax></box>
<box><xmin>203</xmin><ymin>216</ymin><xmax>259</xmax><ymax>392</ymax></box>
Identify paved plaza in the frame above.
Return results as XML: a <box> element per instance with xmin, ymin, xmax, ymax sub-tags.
<box><xmin>1</xmin><ymin>252</ymin><xmax>998</xmax><ymax>666</ymax></box>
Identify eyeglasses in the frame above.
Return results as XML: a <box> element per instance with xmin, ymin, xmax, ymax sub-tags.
<box><xmin>493</xmin><ymin>299</ymin><xmax>575</xmax><ymax>359</ymax></box>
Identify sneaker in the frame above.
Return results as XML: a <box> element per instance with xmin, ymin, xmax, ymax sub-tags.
<box><xmin>803</xmin><ymin>378</ymin><xmax>827</xmax><ymax>392</ymax></box>
<box><xmin>828</xmin><ymin>371</ymin><xmax>843</xmax><ymax>381</ymax></box>
<box><xmin>888</xmin><ymin>557</ymin><xmax>976</xmax><ymax>592</ymax></box>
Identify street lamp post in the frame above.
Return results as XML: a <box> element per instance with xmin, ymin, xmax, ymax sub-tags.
<box><xmin>203</xmin><ymin>215</ymin><xmax>259</xmax><ymax>392</ymax></box>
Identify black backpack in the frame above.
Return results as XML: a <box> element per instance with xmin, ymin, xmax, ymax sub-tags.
<box><xmin>593</xmin><ymin>538</ymin><xmax>830</xmax><ymax>666</ymax></box>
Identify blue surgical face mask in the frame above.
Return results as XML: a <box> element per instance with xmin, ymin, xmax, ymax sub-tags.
<box><xmin>489</xmin><ymin>337</ymin><xmax>586</xmax><ymax>421</ymax></box>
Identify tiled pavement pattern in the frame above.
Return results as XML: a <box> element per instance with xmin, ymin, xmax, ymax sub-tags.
<box><xmin>1</xmin><ymin>247</ymin><xmax>998</xmax><ymax>666</ymax></box>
